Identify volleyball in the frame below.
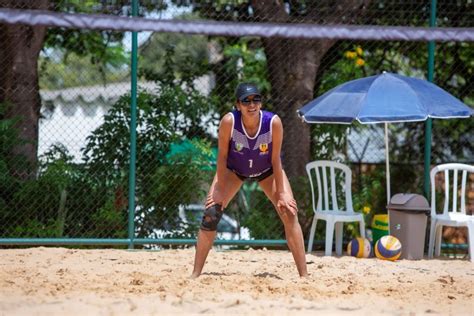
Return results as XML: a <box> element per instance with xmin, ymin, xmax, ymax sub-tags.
<box><xmin>347</xmin><ymin>237</ymin><xmax>372</xmax><ymax>258</ymax></box>
<box><xmin>375</xmin><ymin>235</ymin><xmax>402</xmax><ymax>261</ymax></box>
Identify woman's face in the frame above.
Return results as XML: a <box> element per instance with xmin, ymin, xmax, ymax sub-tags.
<box><xmin>236</xmin><ymin>94</ymin><xmax>262</xmax><ymax>117</ymax></box>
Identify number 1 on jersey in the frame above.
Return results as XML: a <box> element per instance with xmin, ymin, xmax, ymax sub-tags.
<box><xmin>249</xmin><ymin>159</ymin><xmax>253</xmax><ymax>168</ymax></box>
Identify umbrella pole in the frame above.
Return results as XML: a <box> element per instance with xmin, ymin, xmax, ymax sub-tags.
<box><xmin>384</xmin><ymin>123</ymin><xmax>391</xmax><ymax>204</ymax></box>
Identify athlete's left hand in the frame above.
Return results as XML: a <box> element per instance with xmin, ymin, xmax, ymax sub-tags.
<box><xmin>277</xmin><ymin>194</ymin><xmax>298</xmax><ymax>216</ymax></box>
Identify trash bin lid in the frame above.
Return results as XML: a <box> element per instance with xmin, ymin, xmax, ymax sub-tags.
<box><xmin>387</xmin><ymin>193</ymin><xmax>430</xmax><ymax>212</ymax></box>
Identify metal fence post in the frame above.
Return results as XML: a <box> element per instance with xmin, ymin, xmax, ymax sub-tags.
<box><xmin>424</xmin><ymin>0</ymin><xmax>437</xmax><ymax>199</ymax></box>
<box><xmin>128</xmin><ymin>0</ymin><xmax>139</xmax><ymax>249</ymax></box>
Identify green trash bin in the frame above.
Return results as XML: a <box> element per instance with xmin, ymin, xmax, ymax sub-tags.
<box><xmin>372</xmin><ymin>214</ymin><xmax>389</xmax><ymax>245</ymax></box>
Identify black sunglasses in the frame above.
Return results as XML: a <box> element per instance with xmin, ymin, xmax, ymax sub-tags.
<box><xmin>240</xmin><ymin>96</ymin><xmax>262</xmax><ymax>106</ymax></box>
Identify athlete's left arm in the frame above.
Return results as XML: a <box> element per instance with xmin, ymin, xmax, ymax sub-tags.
<box><xmin>271</xmin><ymin>115</ymin><xmax>297</xmax><ymax>216</ymax></box>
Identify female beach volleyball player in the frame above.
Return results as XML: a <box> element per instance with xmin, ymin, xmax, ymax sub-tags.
<box><xmin>191</xmin><ymin>83</ymin><xmax>308</xmax><ymax>278</ymax></box>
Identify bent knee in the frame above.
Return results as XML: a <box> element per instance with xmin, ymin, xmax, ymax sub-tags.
<box><xmin>200</xmin><ymin>204</ymin><xmax>223</xmax><ymax>231</ymax></box>
<box><xmin>277</xmin><ymin>208</ymin><xmax>298</xmax><ymax>223</ymax></box>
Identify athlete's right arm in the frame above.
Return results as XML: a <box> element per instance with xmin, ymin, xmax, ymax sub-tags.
<box><xmin>208</xmin><ymin>113</ymin><xmax>233</xmax><ymax>206</ymax></box>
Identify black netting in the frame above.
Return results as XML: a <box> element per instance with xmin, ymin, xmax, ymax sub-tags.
<box><xmin>0</xmin><ymin>1</ymin><xmax>472</xmax><ymax>252</ymax></box>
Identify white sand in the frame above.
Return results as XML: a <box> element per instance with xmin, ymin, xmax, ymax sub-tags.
<box><xmin>0</xmin><ymin>247</ymin><xmax>473</xmax><ymax>315</ymax></box>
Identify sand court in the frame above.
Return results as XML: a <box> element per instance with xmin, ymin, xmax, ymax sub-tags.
<box><xmin>0</xmin><ymin>247</ymin><xmax>472</xmax><ymax>315</ymax></box>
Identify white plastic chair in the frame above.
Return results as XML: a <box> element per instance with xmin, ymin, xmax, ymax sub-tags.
<box><xmin>306</xmin><ymin>160</ymin><xmax>365</xmax><ymax>255</ymax></box>
<box><xmin>428</xmin><ymin>163</ymin><xmax>474</xmax><ymax>262</ymax></box>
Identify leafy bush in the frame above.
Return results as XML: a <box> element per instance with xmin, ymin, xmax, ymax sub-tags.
<box><xmin>1</xmin><ymin>55</ymin><xmax>218</xmax><ymax>239</ymax></box>
<box><xmin>81</xmin><ymin>76</ymin><xmax>217</xmax><ymax>238</ymax></box>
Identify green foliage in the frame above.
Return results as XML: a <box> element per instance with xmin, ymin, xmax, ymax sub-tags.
<box><xmin>80</xmin><ymin>55</ymin><xmax>217</xmax><ymax>237</ymax></box>
<box><xmin>40</xmin><ymin>0</ymin><xmax>130</xmax><ymax>89</ymax></box>
<box><xmin>361</xmin><ymin>4</ymin><xmax>473</xmax><ymax>202</ymax></box>
<box><xmin>82</xmin><ymin>87</ymin><xmax>215</xmax><ymax>180</ymax></box>
<box><xmin>39</xmin><ymin>144</ymin><xmax>76</xmax><ymax>191</ymax></box>
<box><xmin>319</xmin><ymin>45</ymin><xmax>367</xmax><ymax>92</ymax></box>
<box><xmin>39</xmin><ymin>50</ymin><xmax>129</xmax><ymax>89</ymax></box>
<box><xmin>88</xmin><ymin>200</ymin><xmax>127</xmax><ymax>238</ymax></box>
<box><xmin>223</xmin><ymin>40</ymin><xmax>270</xmax><ymax>93</ymax></box>
<box><xmin>0</xmin><ymin>103</ymin><xmax>21</xmax><ymax>154</ymax></box>
<box><xmin>315</xmin><ymin>38</ymin><xmax>473</xmax><ymax>197</ymax></box>
<box><xmin>82</xmin><ymin>91</ymin><xmax>169</xmax><ymax>184</ymax></box>
<box><xmin>41</xmin><ymin>0</ymin><xmax>183</xmax><ymax>89</ymax></box>
<box><xmin>290</xmin><ymin>175</ymin><xmax>315</xmax><ymax>239</ymax></box>
<box><xmin>240</xmin><ymin>186</ymin><xmax>283</xmax><ymax>240</ymax></box>
<box><xmin>52</xmin><ymin>0</ymin><xmax>168</xmax><ymax>15</ymax></box>
<box><xmin>0</xmin><ymin>103</ymin><xmax>31</xmax><ymax>236</ymax></box>
<box><xmin>3</xmin><ymin>43</ymin><xmax>217</xmax><ymax>238</ymax></box>
<box><xmin>0</xmin><ymin>103</ymin><xmax>30</xmax><ymax>180</ymax></box>
<box><xmin>352</xmin><ymin>168</ymin><xmax>385</xmax><ymax>215</ymax></box>
<box><xmin>359</xmin><ymin>40</ymin><xmax>473</xmax><ymax>195</ymax></box>
<box><xmin>2</xmin><ymin>145</ymin><xmax>79</xmax><ymax>238</ymax></box>
<box><xmin>41</xmin><ymin>28</ymin><xmax>128</xmax><ymax>89</ymax></box>
<box><xmin>310</xmin><ymin>126</ymin><xmax>348</xmax><ymax>161</ymax></box>
<box><xmin>166</xmin><ymin>138</ymin><xmax>217</xmax><ymax>170</ymax></box>
<box><xmin>312</xmin><ymin>45</ymin><xmax>369</xmax><ymax>161</ymax></box>
<box><xmin>11</xmin><ymin>219</ymin><xmax>59</xmax><ymax>238</ymax></box>
<box><xmin>139</xmin><ymin>13</ymin><xmax>209</xmax><ymax>84</ymax></box>
<box><xmin>359</xmin><ymin>2</ymin><xmax>474</xmax><ymax>166</ymax></box>
<box><xmin>215</xmin><ymin>38</ymin><xmax>271</xmax><ymax>114</ymax></box>
<box><xmin>137</xmin><ymin>152</ymin><xmax>212</xmax><ymax>239</ymax></box>
<box><xmin>7</xmin><ymin>0</ymin><xmax>474</xmax><ymax>243</ymax></box>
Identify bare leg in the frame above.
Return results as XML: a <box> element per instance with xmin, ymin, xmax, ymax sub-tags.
<box><xmin>191</xmin><ymin>170</ymin><xmax>242</xmax><ymax>278</ymax></box>
<box><xmin>259</xmin><ymin>171</ymin><xmax>308</xmax><ymax>277</ymax></box>
<box><xmin>190</xmin><ymin>229</ymin><xmax>217</xmax><ymax>278</ymax></box>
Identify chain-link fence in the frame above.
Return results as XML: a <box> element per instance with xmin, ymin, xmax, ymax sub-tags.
<box><xmin>0</xmin><ymin>1</ymin><xmax>472</xmax><ymax>251</ymax></box>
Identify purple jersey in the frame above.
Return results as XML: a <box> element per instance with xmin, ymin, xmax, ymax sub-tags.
<box><xmin>227</xmin><ymin>110</ymin><xmax>276</xmax><ymax>178</ymax></box>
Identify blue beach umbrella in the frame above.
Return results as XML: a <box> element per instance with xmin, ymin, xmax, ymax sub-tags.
<box><xmin>297</xmin><ymin>72</ymin><xmax>473</xmax><ymax>203</ymax></box>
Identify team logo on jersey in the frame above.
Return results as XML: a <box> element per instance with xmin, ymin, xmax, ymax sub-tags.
<box><xmin>259</xmin><ymin>143</ymin><xmax>269</xmax><ymax>154</ymax></box>
<box><xmin>235</xmin><ymin>143</ymin><xmax>243</xmax><ymax>152</ymax></box>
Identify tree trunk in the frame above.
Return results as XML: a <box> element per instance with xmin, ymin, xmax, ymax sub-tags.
<box><xmin>263</xmin><ymin>38</ymin><xmax>334</xmax><ymax>179</ymax></box>
<box><xmin>0</xmin><ymin>0</ymin><xmax>49</xmax><ymax>179</ymax></box>
<box><xmin>251</xmin><ymin>2</ymin><xmax>333</xmax><ymax>179</ymax></box>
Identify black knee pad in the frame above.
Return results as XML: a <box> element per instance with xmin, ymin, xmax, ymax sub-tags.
<box><xmin>200</xmin><ymin>204</ymin><xmax>223</xmax><ymax>231</ymax></box>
